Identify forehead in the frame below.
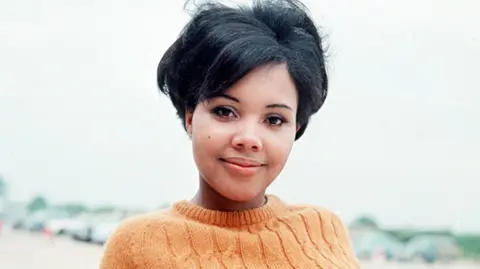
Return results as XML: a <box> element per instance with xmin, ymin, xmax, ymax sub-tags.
<box><xmin>223</xmin><ymin>63</ymin><xmax>298</xmax><ymax>108</ymax></box>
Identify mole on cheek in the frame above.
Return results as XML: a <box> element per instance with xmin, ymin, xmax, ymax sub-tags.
<box><xmin>208</xmin><ymin>136</ymin><xmax>211</xmax><ymax>139</ymax></box>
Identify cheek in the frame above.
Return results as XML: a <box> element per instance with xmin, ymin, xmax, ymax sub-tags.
<box><xmin>269</xmin><ymin>143</ymin><xmax>292</xmax><ymax>166</ymax></box>
<box><xmin>192</xmin><ymin>112</ymin><xmax>220</xmax><ymax>143</ymax></box>
<box><xmin>192</xmin><ymin>113</ymin><xmax>213</xmax><ymax>150</ymax></box>
<box><xmin>191</xmin><ymin>122</ymin><xmax>216</xmax><ymax>179</ymax></box>
<box><xmin>191</xmin><ymin>111</ymin><xmax>227</xmax><ymax>163</ymax></box>
<box><xmin>265</xmin><ymin>131</ymin><xmax>295</xmax><ymax>172</ymax></box>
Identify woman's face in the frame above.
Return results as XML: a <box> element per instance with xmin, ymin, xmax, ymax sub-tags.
<box><xmin>185</xmin><ymin>63</ymin><xmax>298</xmax><ymax>202</ymax></box>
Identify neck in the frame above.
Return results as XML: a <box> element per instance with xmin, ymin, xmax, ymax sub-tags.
<box><xmin>192</xmin><ymin>177</ymin><xmax>266</xmax><ymax>212</ymax></box>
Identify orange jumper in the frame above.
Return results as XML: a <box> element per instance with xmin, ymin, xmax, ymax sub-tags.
<box><xmin>99</xmin><ymin>195</ymin><xmax>361</xmax><ymax>268</ymax></box>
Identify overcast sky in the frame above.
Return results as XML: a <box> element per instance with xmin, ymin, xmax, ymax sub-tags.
<box><xmin>1</xmin><ymin>0</ymin><xmax>479</xmax><ymax>232</ymax></box>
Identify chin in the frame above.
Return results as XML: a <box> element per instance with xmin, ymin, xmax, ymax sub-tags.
<box><xmin>219</xmin><ymin>188</ymin><xmax>263</xmax><ymax>203</ymax></box>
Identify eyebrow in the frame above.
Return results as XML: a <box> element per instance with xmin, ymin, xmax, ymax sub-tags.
<box><xmin>218</xmin><ymin>93</ymin><xmax>292</xmax><ymax>110</ymax></box>
<box><xmin>266</xmin><ymin>103</ymin><xmax>292</xmax><ymax>110</ymax></box>
<box><xmin>218</xmin><ymin>93</ymin><xmax>239</xmax><ymax>103</ymax></box>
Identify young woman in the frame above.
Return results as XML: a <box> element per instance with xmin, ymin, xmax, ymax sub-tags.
<box><xmin>100</xmin><ymin>0</ymin><xmax>360</xmax><ymax>268</ymax></box>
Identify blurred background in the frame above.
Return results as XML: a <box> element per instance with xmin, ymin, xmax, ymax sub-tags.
<box><xmin>0</xmin><ymin>0</ymin><xmax>479</xmax><ymax>268</ymax></box>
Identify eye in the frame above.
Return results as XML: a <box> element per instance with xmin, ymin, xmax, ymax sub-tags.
<box><xmin>212</xmin><ymin>106</ymin><xmax>236</xmax><ymax>118</ymax></box>
<box><xmin>265</xmin><ymin>115</ymin><xmax>286</xmax><ymax>126</ymax></box>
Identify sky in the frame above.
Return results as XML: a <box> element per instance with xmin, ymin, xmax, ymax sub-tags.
<box><xmin>0</xmin><ymin>0</ymin><xmax>479</xmax><ymax>232</ymax></box>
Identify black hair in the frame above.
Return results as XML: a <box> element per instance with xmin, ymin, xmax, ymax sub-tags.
<box><xmin>157</xmin><ymin>0</ymin><xmax>328</xmax><ymax>140</ymax></box>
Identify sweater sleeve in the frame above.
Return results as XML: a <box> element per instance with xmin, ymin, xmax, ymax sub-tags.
<box><xmin>99</xmin><ymin>219</ymin><xmax>138</xmax><ymax>269</ymax></box>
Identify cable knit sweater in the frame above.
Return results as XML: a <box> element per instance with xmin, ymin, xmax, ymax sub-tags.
<box><xmin>99</xmin><ymin>195</ymin><xmax>361</xmax><ymax>268</ymax></box>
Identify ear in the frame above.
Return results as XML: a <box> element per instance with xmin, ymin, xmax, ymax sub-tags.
<box><xmin>296</xmin><ymin>124</ymin><xmax>301</xmax><ymax>132</ymax></box>
<box><xmin>185</xmin><ymin>109</ymin><xmax>193</xmax><ymax>137</ymax></box>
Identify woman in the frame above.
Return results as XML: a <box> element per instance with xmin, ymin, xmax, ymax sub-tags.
<box><xmin>100</xmin><ymin>0</ymin><xmax>360</xmax><ymax>268</ymax></box>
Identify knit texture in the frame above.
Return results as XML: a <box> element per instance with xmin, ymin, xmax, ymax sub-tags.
<box><xmin>99</xmin><ymin>195</ymin><xmax>361</xmax><ymax>268</ymax></box>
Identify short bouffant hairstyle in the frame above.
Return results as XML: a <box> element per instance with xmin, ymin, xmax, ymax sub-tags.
<box><xmin>157</xmin><ymin>0</ymin><xmax>328</xmax><ymax>140</ymax></box>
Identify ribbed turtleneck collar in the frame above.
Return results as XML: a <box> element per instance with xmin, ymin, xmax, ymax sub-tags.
<box><xmin>172</xmin><ymin>195</ymin><xmax>287</xmax><ymax>227</ymax></box>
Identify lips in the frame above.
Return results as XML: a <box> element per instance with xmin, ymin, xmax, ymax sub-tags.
<box><xmin>219</xmin><ymin>157</ymin><xmax>265</xmax><ymax>177</ymax></box>
<box><xmin>219</xmin><ymin>157</ymin><xmax>265</xmax><ymax>167</ymax></box>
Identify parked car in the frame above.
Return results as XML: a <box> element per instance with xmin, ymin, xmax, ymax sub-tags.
<box><xmin>404</xmin><ymin>235</ymin><xmax>462</xmax><ymax>263</ymax></box>
<box><xmin>90</xmin><ymin>220</ymin><xmax>121</xmax><ymax>245</ymax></box>
<box><xmin>71</xmin><ymin>212</ymin><xmax>124</xmax><ymax>242</ymax></box>
<box><xmin>89</xmin><ymin>210</ymin><xmax>145</xmax><ymax>245</ymax></box>
<box><xmin>11</xmin><ymin>217</ymin><xmax>26</xmax><ymax>230</ymax></box>
<box><xmin>25</xmin><ymin>209</ymin><xmax>72</xmax><ymax>233</ymax></box>
<box><xmin>24</xmin><ymin>211</ymin><xmax>50</xmax><ymax>232</ymax></box>
<box><xmin>351</xmin><ymin>230</ymin><xmax>406</xmax><ymax>261</ymax></box>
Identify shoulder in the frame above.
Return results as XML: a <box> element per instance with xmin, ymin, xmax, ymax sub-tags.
<box><xmin>99</xmin><ymin>209</ymin><xmax>174</xmax><ymax>269</ymax></box>
<box><xmin>107</xmin><ymin>209</ymin><xmax>170</xmax><ymax>235</ymax></box>
<box><xmin>286</xmin><ymin>202</ymin><xmax>348</xmax><ymax>228</ymax></box>
<box><xmin>282</xmin><ymin>203</ymin><xmax>361</xmax><ymax>268</ymax></box>
<box><xmin>107</xmin><ymin>209</ymin><xmax>178</xmax><ymax>243</ymax></box>
<box><xmin>285</xmin><ymin>203</ymin><xmax>351</xmax><ymax>238</ymax></box>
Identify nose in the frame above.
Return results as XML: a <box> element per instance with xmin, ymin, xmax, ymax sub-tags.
<box><xmin>232</xmin><ymin>124</ymin><xmax>263</xmax><ymax>152</ymax></box>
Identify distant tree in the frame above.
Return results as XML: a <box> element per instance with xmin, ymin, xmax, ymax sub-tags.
<box><xmin>385</xmin><ymin>229</ymin><xmax>419</xmax><ymax>243</ymax></box>
<box><xmin>60</xmin><ymin>203</ymin><xmax>88</xmax><ymax>215</ymax></box>
<box><xmin>0</xmin><ymin>174</ymin><xmax>7</xmax><ymax>197</ymax></box>
<box><xmin>456</xmin><ymin>234</ymin><xmax>480</xmax><ymax>259</ymax></box>
<box><xmin>350</xmin><ymin>215</ymin><xmax>379</xmax><ymax>229</ymax></box>
<box><xmin>91</xmin><ymin>205</ymin><xmax>117</xmax><ymax>213</ymax></box>
<box><xmin>27</xmin><ymin>195</ymin><xmax>49</xmax><ymax>213</ymax></box>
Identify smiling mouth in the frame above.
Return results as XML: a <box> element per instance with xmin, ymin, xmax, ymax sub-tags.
<box><xmin>219</xmin><ymin>158</ymin><xmax>266</xmax><ymax>168</ymax></box>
